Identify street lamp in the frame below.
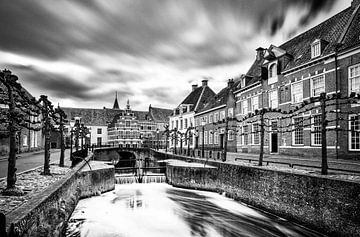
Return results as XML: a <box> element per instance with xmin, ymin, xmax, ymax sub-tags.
<box><xmin>69</xmin><ymin>120</ymin><xmax>75</xmax><ymax>161</ymax></box>
<box><xmin>156</xmin><ymin>128</ymin><xmax>159</xmax><ymax>150</ymax></box>
<box><xmin>201</xmin><ymin>120</ymin><xmax>205</xmax><ymax>158</ymax></box>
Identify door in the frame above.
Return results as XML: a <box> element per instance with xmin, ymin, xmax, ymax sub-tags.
<box><xmin>270</xmin><ymin>121</ymin><xmax>278</xmax><ymax>153</ymax></box>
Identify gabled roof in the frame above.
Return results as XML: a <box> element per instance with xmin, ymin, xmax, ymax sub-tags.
<box><xmin>198</xmin><ymin>80</ymin><xmax>240</xmax><ymax>114</ymax></box>
<box><xmin>244</xmin><ymin>56</ymin><xmax>265</xmax><ymax>87</ymax></box>
<box><xmin>148</xmin><ymin>106</ymin><xmax>172</xmax><ymax>123</ymax></box>
<box><xmin>179</xmin><ymin>85</ymin><xmax>215</xmax><ymax>112</ymax></box>
<box><xmin>279</xmin><ymin>6</ymin><xmax>355</xmax><ymax>71</ymax></box>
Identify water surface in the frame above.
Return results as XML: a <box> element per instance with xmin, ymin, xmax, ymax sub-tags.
<box><xmin>66</xmin><ymin>183</ymin><xmax>325</xmax><ymax>237</ymax></box>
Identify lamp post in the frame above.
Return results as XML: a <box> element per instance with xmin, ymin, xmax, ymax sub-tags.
<box><xmin>156</xmin><ymin>128</ymin><xmax>159</xmax><ymax>150</ymax></box>
<box><xmin>74</xmin><ymin>120</ymin><xmax>80</xmax><ymax>151</ymax></box>
<box><xmin>80</xmin><ymin>123</ymin><xmax>85</xmax><ymax>150</ymax></box>
<box><xmin>69</xmin><ymin>120</ymin><xmax>75</xmax><ymax>161</ymax></box>
<box><xmin>201</xmin><ymin>120</ymin><xmax>205</xmax><ymax>158</ymax></box>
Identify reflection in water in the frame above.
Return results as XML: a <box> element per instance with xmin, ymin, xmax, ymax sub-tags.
<box><xmin>65</xmin><ymin>184</ymin><xmax>326</xmax><ymax>237</ymax></box>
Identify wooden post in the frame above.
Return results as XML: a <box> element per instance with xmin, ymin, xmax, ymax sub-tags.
<box><xmin>259</xmin><ymin>110</ymin><xmax>265</xmax><ymax>166</ymax></box>
<box><xmin>320</xmin><ymin>92</ymin><xmax>328</xmax><ymax>175</ymax></box>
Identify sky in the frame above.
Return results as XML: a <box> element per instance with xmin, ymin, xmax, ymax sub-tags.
<box><xmin>0</xmin><ymin>0</ymin><xmax>353</xmax><ymax>110</ymax></box>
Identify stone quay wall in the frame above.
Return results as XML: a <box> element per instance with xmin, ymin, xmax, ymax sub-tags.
<box><xmin>5</xmin><ymin>158</ymin><xmax>115</xmax><ymax>237</ymax></box>
<box><xmin>158</xmin><ymin>151</ymin><xmax>360</xmax><ymax>237</ymax></box>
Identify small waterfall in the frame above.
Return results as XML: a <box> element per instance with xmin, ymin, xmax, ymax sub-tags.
<box><xmin>115</xmin><ymin>175</ymin><xmax>166</xmax><ymax>184</ymax></box>
<box><xmin>142</xmin><ymin>175</ymin><xmax>166</xmax><ymax>183</ymax></box>
<box><xmin>115</xmin><ymin>175</ymin><xmax>138</xmax><ymax>184</ymax></box>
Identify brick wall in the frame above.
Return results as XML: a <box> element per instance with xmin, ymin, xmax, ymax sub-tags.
<box><xmin>164</xmin><ymin>153</ymin><xmax>360</xmax><ymax>236</ymax></box>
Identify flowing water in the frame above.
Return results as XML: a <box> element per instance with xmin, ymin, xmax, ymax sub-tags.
<box><xmin>65</xmin><ymin>183</ymin><xmax>326</xmax><ymax>237</ymax></box>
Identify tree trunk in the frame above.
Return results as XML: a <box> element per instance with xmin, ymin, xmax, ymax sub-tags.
<box><xmin>43</xmin><ymin>97</ymin><xmax>51</xmax><ymax>175</ymax></box>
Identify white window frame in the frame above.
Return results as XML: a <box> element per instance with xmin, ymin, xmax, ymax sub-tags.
<box><xmin>209</xmin><ymin>130</ymin><xmax>213</xmax><ymax>144</ymax></box>
<box><xmin>23</xmin><ymin>135</ymin><xmax>28</xmax><ymax>146</ymax></box>
<box><xmin>292</xmin><ymin>117</ymin><xmax>304</xmax><ymax>146</ymax></box>
<box><xmin>214</xmin><ymin>112</ymin><xmax>219</xmax><ymax>122</ymax></box>
<box><xmin>220</xmin><ymin>110</ymin><xmax>226</xmax><ymax>120</ymax></box>
<box><xmin>214</xmin><ymin>132</ymin><xmax>219</xmax><ymax>145</ymax></box>
<box><xmin>311</xmin><ymin>115</ymin><xmax>321</xmax><ymax>146</ymax></box>
<box><xmin>349</xmin><ymin>64</ymin><xmax>360</xmax><ymax>94</ymax></box>
<box><xmin>311</xmin><ymin>40</ymin><xmax>321</xmax><ymax>58</ymax></box>
<box><xmin>209</xmin><ymin>114</ymin><xmax>213</xmax><ymax>123</ymax></box>
<box><xmin>204</xmin><ymin>131</ymin><xmax>208</xmax><ymax>145</ymax></box>
<box><xmin>269</xmin><ymin>90</ymin><xmax>278</xmax><ymax>108</ymax></box>
<box><xmin>227</xmin><ymin>108</ymin><xmax>234</xmax><ymax>118</ymax></box>
<box><xmin>228</xmin><ymin>130</ymin><xmax>234</xmax><ymax>141</ymax></box>
<box><xmin>268</xmin><ymin>63</ymin><xmax>278</xmax><ymax>85</ymax></box>
<box><xmin>250</xmin><ymin>96</ymin><xmax>259</xmax><ymax>112</ymax></box>
<box><xmin>292</xmin><ymin>81</ymin><xmax>303</xmax><ymax>103</ymax></box>
<box><xmin>238</xmin><ymin>126</ymin><xmax>243</xmax><ymax>145</ymax></box>
<box><xmin>240</xmin><ymin>100</ymin><xmax>248</xmax><ymax>115</ymax></box>
<box><xmin>252</xmin><ymin>124</ymin><xmax>260</xmax><ymax>145</ymax></box>
<box><xmin>311</xmin><ymin>74</ymin><xmax>325</xmax><ymax>97</ymax></box>
<box><xmin>349</xmin><ymin>114</ymin><xmax>360</xmax><ymax>151</ymax></box>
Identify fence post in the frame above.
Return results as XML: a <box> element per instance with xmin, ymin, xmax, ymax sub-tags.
<box><xmin>259</xmin><ymin>110</ymin><xmax>265</xmax><ymax>166</ymax></box>
<box><xmin>320</xmin><ymin>92</ymin><xmax>328</xmax><ymax>175</ymax></box>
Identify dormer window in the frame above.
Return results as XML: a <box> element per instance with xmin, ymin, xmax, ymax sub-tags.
<box><xmin>311</xmin><ymin>40</ymin><xmax>321</xmax><ymax>58</ymax></box>
<box><xmin>268</xmin><ymin>63</ymin><xmax>278</xmax><ymax>85</ymax></box>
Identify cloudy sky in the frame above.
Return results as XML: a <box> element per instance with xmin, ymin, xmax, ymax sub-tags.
<box><xmin>0</xmin><ymin>0</ymin><xmax>352</xmax><ymax>110</ymax></box>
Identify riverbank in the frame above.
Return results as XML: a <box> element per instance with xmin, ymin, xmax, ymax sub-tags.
<box><xmin>160</xmin><ymin>151</ymin><xmax>360</xmax><ymax>237</ymax></box>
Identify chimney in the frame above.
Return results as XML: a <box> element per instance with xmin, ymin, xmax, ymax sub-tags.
<box><xmin>192</xmin><ymin>84</ymin><xmax>198</xmax><ymax>91</ymax></box>
<box><xmin>352</xmin><ymin>0</ymin><xmax>360</xmax><ymax>8</ymax></box>
<box><xmin>256</xmin><ymin>47</ymin><xmax>265</xmax><ymax>60</ymax></box>
<box><xmin>227</xmin><ymin>79</ymin><xmax>234</xmax><ymax>88</ymax></box>
<box><xmin>201</xmin><ymin>79</ymin><xmax>208</xmax><ymax>87</ymax></box>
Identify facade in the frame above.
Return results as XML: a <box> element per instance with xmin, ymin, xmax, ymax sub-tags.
<box><xmin>169</xmin><ymin>79</ymin><xmax>215</xmax><ymax>154</ymax></box>
<box><xmin>0</xmin><ymin>83</ymin><xmax>43</xmax><ymax>156</ymax></box>
<box><xmin>234</xmin><ymin>0</ymin><xmax>360</xmax><ymax>160</ymax></box>
<box><xmin>62</xmin><ymin>99</ymin><xmax>172</xmax><ymax>148</ymax></box>
<box><xmin>194</xmin><ymin>78</ymin><xmax>241</xmax><ymax>159</ymax></box>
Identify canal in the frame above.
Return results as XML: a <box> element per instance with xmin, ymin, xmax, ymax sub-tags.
<box><xmin>65</xmin><ymin>183</ymin><xmax>325</xmax><ymax>237</ymax></box>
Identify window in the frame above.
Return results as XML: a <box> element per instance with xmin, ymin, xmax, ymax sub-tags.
<box><xmin>209</xmin><ymin>114</ymin><xmax>213</xmax><ymax>123</ymax></box>
<box><xmin>184</xmin><ymin>119</ymin><xmax>188</xmax><ymax>129</ymax></box>
<box><xmin>171</xmin><ymin>121</ymin><xmax>174</xmax><ymax>129</ymax></box>
<box><xmin>240</xmin><ymin>100</ymin><xmax>248</xmax><ymax>115</ymax></box>
<box><xmin>312</xmin><ymin>75</ymin><xmax>325</xmax><ymax>97</ymax></box>
<box><xmin>241</xmin><ymin>77</ymin><xmax>246</xmax><ymax>88</ymax></box>
<box><xmin>293</xmin><ymin>117</ymin><xmax>304</xmax><ymax>145</ymax></box>
<box><xmin>23</xmin><ymin>135</ymin><xmax>28</xmax><ymax>146</ymax></box>
<box><xmin>311</xmin><ymin>40</ymin><xmax>321</xmax><ymax>58</ymax></box>
<box><xmin>227</xmin><ymin>108</ymin><xmax>234</xmax><ymax>118</ymax></box>
<box><xmin>253</xmin><ymin>124</ymin><xmax>259</xmax><ymax>144</ymax></box>
<box><xmin>97</xmin><ymin>128</ymin><xmax>102</xmax><ymax>134</ymax></box>
<box><xmin>209</xmin><ymin>130</ymin><xmax>213</xmax><ymax>144</ymax></box>
<box><xmin>125</xmin><ymin>120</ymin><xmax>130</xmax><ymax>127</ymax></box>
<box><xmin>214</xmin><ymin>132</ymin><xmax>219</xmax><ymax>144</ymax></box>
<box><xmin>176</xmin><ymin>120</ymin><xmax>178</xmax><ymax>129</ymax></box>
<box><xmin>243</xmin><ymin>125</ymin><xmax>249</xmax><ymax>145</ymax></box>
<box><xmin>195</xmin><ymin>118</ymin><xmax>199</xmax><ymax>127</ymax></box>
<box><xmin>180</xmin><ymin>119</ymin><xmax>183</xmax><ymax>130</ymax></box>
<box><xmin>250</xmin><ymin>96</ymin><xmax>259</xmax><ymax>112</ymax></box>
<box><xmin>228</xmin><ymin>130</ymin><xmax>234</xmax><ymax>141</ymax></box>
<box><xmin>97</xmin><ymin>137</ymin><xmax>102</xmax><ymax>146</ymax></box>
<box><xmin>349</xmin><ymin>64</ymin><xmax>360</xmax><ymax>94</ymax></box>
<box><xmin>292</xmin><ymin>82</ymin><xmax>303</xmax><ymax>103</ymax></box>
<box><xmin>350</xmin><ymin>115</ymin><xmax>360</xmax><ymax>150</ymax></box>
<box><xmin>269</xmin><ymin>63</ymin><xmax>277</xmax><ymax>78</ymax></box>
<box><xmin>204</xmin><ymin>131</ymin><xmax>208</xmax><ymax>145</ymax></box>
<box><xmin>220</xmin><ymin>111</ymin><xmax>226</xmax><ymax>120</ymax></box>
<box><xmin>312</xmin><ymin>115</ymin><xmax>321</xmax><ymax>146</ymax></box>
<box><xmin>269</xmin><ymin>90</ymin><xmax>278</xmax><ymax>108</ymax></box>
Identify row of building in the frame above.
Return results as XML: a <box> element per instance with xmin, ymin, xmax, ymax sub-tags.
<box><xmin>169</xmin><ymin>0</ymin><xmax>360</xmax><ymax>160</ymax></box>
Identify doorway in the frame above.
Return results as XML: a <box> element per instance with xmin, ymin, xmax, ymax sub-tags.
<box><xmin>270</xmin><ymin>121</ymin><xmax>278</xmax><ymax>153</ymax></box>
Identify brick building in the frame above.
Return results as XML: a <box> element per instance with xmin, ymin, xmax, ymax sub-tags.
<box><xmin>169</xmin><ymin>79</ymin><xmax>215</xmax><ymax>153</ymax></box>
<box><xmin>62</xmin><ymin>98</ymin><xmax>171</xmax><ymax>148</ymax></box>
<box><xmin>235</xmin><ymin>0</ymin><xmax>360</xmax><ymax>160</ymax></box>
<box><xmin>194</xmin><ymin>78</ymin><xmax>241</xmax><ymax>159</ymax></box>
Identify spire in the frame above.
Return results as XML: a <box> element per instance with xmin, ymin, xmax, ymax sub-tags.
<box><xmin>126</xmin><ymin>99</ymin><xmax>131</xmax><ymax>110</ymax></box>
<box><xmin>113</xmin><ymin>91</ymin><xmax>119</xmax><ymax>109</ymax></box>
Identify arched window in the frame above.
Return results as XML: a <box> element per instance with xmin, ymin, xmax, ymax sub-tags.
<box><xmin>269</xmin><ymin>63</ymin><xmax>277</xmax><ymax>78</ymax></box>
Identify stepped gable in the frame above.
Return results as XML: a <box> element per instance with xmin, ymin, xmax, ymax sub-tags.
<box><xmin>148</xmin><ymin>106</ymin><xmax>172</xmax><ymax>123</ymax></box>
<box><xmin>198</xmin><ymin>79</ymin><xmax>240</xmax><ymax>113</ymax></box>
<box><xmin>280</xmin><ymin>7</ymin><xmax>354</xmax><ymax>71</ymax></box>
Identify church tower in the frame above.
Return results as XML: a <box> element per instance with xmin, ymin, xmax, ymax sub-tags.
<box><xmin>113</xmin><ymin>92</ymin><xmax>119</xmax><ymax>109</ymax></box>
